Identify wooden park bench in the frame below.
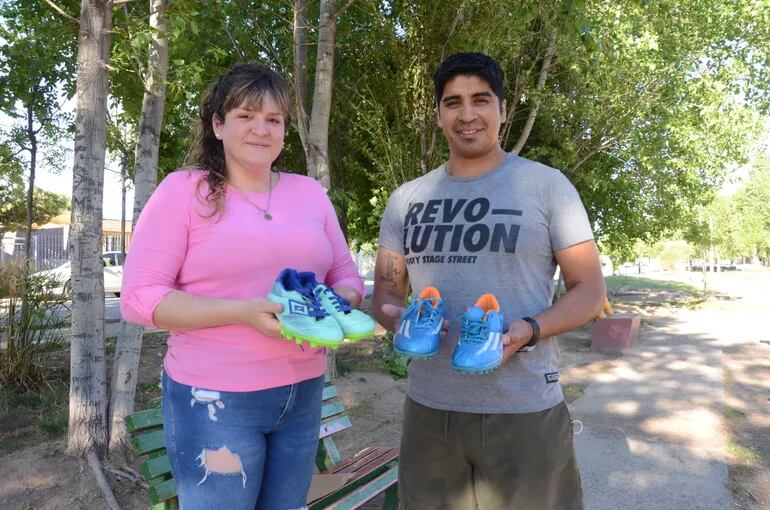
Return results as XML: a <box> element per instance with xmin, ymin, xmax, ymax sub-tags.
<box><xmin>125</xmin><ymin>375</ymin><xmax>399</xmax><ymax>509</ymax></box>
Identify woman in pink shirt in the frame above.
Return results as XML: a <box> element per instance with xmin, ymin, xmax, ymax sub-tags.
<box><xmin>121</xmin><ymin>63</ymin><xmax>365</xmax><ymax>509</ymax></box>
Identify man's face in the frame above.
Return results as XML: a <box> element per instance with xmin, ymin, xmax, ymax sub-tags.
<box><xmin>436</xmin><ymin>74</ymin><xmax>506</xmax><ymax>160</ymax></box>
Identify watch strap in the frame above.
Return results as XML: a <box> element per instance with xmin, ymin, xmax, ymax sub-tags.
<box><xmin>521</xmin><ymin>317</ymin><xmax>540</xmax><ymax>347</ymax></box>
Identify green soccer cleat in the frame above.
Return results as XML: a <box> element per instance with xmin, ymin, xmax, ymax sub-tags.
<box><xmin>298</xmin><ymin>272</ymin><xmax>376</xmax><ymax>342</ymax></box>
<box><xmin>268</xmin><ymin>268</ymin><xmax>344</xmax><ymax>349</ymax></box>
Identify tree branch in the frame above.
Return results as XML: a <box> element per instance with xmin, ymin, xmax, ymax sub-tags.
<box><xmin>439</xmin><ymin>0</ymin><xmax>467</xmax><ymax>62</ymax></box>
<box><xmin>511</xmin><ymin>40</ymin><xmax>556</xmax><ymax>155</ymax></box>
<box><xmin>570</xmin><ymin>136</ymin><xmax>617</xmax><ymax>173</ymax></box>
<box><xmin>42</xmin><ymin>0</ymin><xmax>79</xmax><ymax>25</ymax></box>
<box><xmin>223</xmin><ymin>18</ymin><xmax>246</xmax><ymax>60</ymax></box>
<box><xmin>338</xmin><ymin>0</ymin><xmax>357</xmax><ymax>14</ymax></box>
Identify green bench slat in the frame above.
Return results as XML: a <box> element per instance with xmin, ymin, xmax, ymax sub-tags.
<box><xmin>149</xmin><ymin>477</ymin><xmax>178</xmax><ymax>505</ymax></box>
<box><xmin>325</xmin><ymin>466</ymin><xmax>399</xmax><ymax>510</ymax></box>
<box><xmin>319</xmin><ymin>415</ymin><xmax>352</xmax><ymax>439</ymax></box>
<box><xmin>141</xmin><ymin>454</ymin><xmax>173</xmax><ymax>479</ymax></box>
<box><xmin>125</xmin><ymin>407</ymin><xmax>163</xmax><ymax>432</ymax></box>
<box><xmin>321</xmin><ymin>401</ymin><xmax>345</xmax><ymax>420</ymax></box>
<box><xmin>322</xmin><ymin>385</ymin><xmax>338</xmax><ymax>401</ymax></box>
<box><xmin>151</xmin><ymin>500</ymin><xmax>178</xmax><ymax>510</ymax></box>
<box><xmin>132</xmin><ymin>429</ymin><xmax>166</xmax><ymax>455</ymax></box>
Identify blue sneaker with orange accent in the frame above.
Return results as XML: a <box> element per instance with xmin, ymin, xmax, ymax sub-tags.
<box><xmin>267</xmin><ymin>268</ymin><xmax>343</xmax><ymax>349</ymax></box>
<box><xmin>393</xmin><ymin>287</ymin><xmax>445</xmax><ymax>358</ymax></box>
<box><xmin>451</xmin><ymin>294</ymin><xmax>506</xmax><ymax>374</ymax></box>
<box><xmin>297</xmin><ymin>271</ymin><xmax>376</xmax><ymax>342</ymax></box>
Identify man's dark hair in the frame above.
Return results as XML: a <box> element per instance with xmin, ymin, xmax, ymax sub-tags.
<box><xmin>434</xmin><ymin>52</ymin><xmax>505</xmax><ymax>107</ymax></box>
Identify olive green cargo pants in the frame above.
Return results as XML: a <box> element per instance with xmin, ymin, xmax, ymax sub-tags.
<box><xmin>398</xmin><ymin>397</ymin><xmax>583</xmax><ymax>509</ymax></box>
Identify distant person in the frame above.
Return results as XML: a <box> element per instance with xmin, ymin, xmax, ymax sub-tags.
<box><xmin>373</xmin><ymin>52</ymin><xmax>606</xmax><ymax>509</ymax></box>
<box><xmin>121</xmin><ymin>62</ymin><xmax>364</xmax><ymax>509</ymax></box>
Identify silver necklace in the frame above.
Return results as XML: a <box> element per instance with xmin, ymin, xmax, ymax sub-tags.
<box><xmin>240</xmin><ymin>171</ymin><xmax>279</xmax><ymax>220</ymax></box>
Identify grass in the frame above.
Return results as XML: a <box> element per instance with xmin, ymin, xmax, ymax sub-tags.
<box><xmin>136</xmin><ymin>381</ymin><xmax>163</xmax><ymax>409</ymax></box>
<box><xmin>0</xmin><ymin>380</ymin><xmax>69</xmax><ymax>452</ymax></box>
<box><xmin>562</xmin><ymin>383</ymin><xmax>586</xmax><ymax>403</ymax></box>
<box><xmin>605</xmin><ymin>275</ymin><xmax>699</xmax><ymax>294</ymax></box>
<box><xmin>723</xmin><ymin>405</ymin><xmax>747</xmax><ymax>421</ymax></box>
<box><xmin>727</xmin><ymin>442</ymin><xmax>762</xmax><ymax>464</ymax></box>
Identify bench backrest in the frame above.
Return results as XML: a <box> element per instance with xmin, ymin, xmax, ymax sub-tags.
<box><xmin>124</xmin><ymin>375</ymin><xmax>351</xmax><ymax>507</ymax></box>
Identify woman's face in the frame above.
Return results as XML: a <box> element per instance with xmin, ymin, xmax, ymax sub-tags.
<box><xmin>213</xmin><ymin>93</ymin><xmax>286</xmax><ymax>176</ymax></box>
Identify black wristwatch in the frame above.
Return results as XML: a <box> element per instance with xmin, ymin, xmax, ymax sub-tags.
<box><xmin>521</xmin><ymin>317</ymin><xmax>540</xmax><ymax>348</ymax></box>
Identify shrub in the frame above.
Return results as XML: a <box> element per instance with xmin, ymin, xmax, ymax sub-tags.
<box><xmin>0</xmin><ymin>261</ymin><xmax>69</xmax><ymax>390</ymax></box>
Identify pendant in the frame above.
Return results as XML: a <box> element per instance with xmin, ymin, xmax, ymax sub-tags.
<box><xmin>264</xmin><ymin>212</ymin><xmax>272</xmax><ymax>220</ymax></box>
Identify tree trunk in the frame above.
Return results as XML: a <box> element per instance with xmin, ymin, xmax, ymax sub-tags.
<box><xmin>293</xmin><ymin>0</ymin><xmax>310</xmax><ymax>164</ymax></box>
<box><xmin>68</xmin><ymin>0</ymin><xmax>112</xmax><ymax>458</ymax></box>
<box><xmin>108</xmin><ymin>0</ymin><xmax>169</xmax><ymax>456</ymax></box>
<box><xmin>306</xmin><ymin>0</ymin><xmax>336</xmax><ymax>191</ymax></box>
<box><xmin>120</xmin><ymin>160</ymin><xmax>126</xmax><ymax>257</ymax></box>
<box><xmin>23</xmin><ymin>105</ymin><xmax>37</xmax><ymax>265</ymax></box>
<box><xmin>293</xmin><ymin>0</ymin><xmax>338</xmax><ymax>374</ymax></box>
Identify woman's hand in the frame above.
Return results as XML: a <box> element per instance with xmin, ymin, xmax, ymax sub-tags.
<box><xmin>240</xmin><ymin>298</ymin><xmax>283</xmax><ymax>337</ymax></box>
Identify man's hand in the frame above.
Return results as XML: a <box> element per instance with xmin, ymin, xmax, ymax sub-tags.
<box><xmin>240</xmin><ymin>298</ymin><xmax>283</xmax><ymax>337</ymax></box>
<box><xmin>501</xmin><ymin>319</ymin><xmax>535</xmax><ymax>363</ymax></box>
<box><xmin>333</xmin><ymin>285</ymin><xmax>362</xmax><ymax>308</ymax></box>
<box><xmin>379</xmin><ymin>303</ymin><xmax>406</xmax><ymax>332</ymax></box>
<box><xmin>379</xmin><ymin>303</ymin><xmax>449</xmax><ymax>339</ymax></box>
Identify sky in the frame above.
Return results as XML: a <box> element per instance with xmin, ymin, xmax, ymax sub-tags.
<box><xmin>36</xmin><ymin>157</ymin><xmax>135</xmax><ymax>221</ymax></box>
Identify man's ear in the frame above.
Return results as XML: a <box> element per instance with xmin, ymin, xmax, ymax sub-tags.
<box><xmin>500</xmin><ymin>98</ymin><xmax>507</xmax><ymax>119</ymax></box>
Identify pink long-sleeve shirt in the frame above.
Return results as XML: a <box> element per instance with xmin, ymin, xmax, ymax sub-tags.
<box><xmin>121</xmin><ymin>169</ymin><xmax>365</xmax><ymax>392</ymax></box>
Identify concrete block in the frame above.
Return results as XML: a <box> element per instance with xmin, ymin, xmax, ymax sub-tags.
<box><xmin>591</xmin><ymin>314</ymin><xmax>641</xmax><ymax>352</ymax></box>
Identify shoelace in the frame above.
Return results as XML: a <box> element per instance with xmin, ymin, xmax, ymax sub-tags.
<box><xmin>297</xmin><ymin>284</ymin><xmax>329</xmax><ymax>320</ymax></box>
<box><xmin>459</xmin><ymin>316</ymin><xmax>487</xmax><ymax>345</ymax></box>
<box><xmin>315</xmin><ymin>285</ymin><xmax>352</xmax><ymax>314</ymax></box>
<box><xmin>415</xmin><ymin>299</ymin><xmax>442</xmax><ymax>326</ymax></box>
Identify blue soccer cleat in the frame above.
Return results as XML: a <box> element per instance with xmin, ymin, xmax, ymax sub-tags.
<box><xmin>297</xmin><ymin>271</ymin><xmax>376</xmax><ymax>342</ymax></box>
<box><xmin>267</xmin><ymin>268</ymin><xmax>344</xmax><ymax>349</ymax></box>
<box><xmin>393</xmin><ymin>287</ymin><xmax>445</xmax><ymax>358</ymax></box>
<box><xmin>451</xmin><ymin>294</ymin><xmax>506</xmax><ymax>374</ymax></box>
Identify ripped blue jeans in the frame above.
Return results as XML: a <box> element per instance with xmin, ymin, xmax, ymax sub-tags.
<box><xmin>162</xmin><ymin>371</ymin><xmax>324</xmax><ymax>510</ymax></box>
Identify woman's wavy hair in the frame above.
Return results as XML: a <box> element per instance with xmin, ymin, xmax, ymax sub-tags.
<box><xmin>185</xmin><ymin>62</ymin><xmax>292</xmax><ymax>217</ymax></box>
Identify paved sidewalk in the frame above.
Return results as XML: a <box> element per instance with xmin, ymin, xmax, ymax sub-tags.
<box><xmin>572</xmin><ymin>305</ymin><xmax>734</xmax><ymax>509</ymax></box>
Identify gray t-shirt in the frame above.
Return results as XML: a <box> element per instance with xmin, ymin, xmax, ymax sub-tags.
<box><xmin>378</xmin><ymin>154</ymin><xmax>594</xmax><ymax>413</ymax></box>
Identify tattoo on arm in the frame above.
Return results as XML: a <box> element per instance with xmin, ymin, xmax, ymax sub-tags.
<box><xmin>380</xmin><ymin>254</ymin><xmax>401</xmax><ymax>288</ymax></box>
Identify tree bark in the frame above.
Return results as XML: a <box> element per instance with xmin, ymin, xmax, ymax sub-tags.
<box><xmin>108</xmin><ymin>0</ymin><xmax>169</xmax><ymax>456</ymax></box>
<box><xmin>306</xmin><ymin>0</ymin><xmax>336</xmax><ymax>191</ymax></box>
<box><xmin>68</xmin><ymin>0</ymin><xmax>112</xmax><ymax>458</ymax></box>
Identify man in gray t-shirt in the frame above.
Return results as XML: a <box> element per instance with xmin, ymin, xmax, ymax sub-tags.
<box><xmin>373</xmin><ymin>52</ymin><xmax>606</xmax><ymax>509</ymax></box>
